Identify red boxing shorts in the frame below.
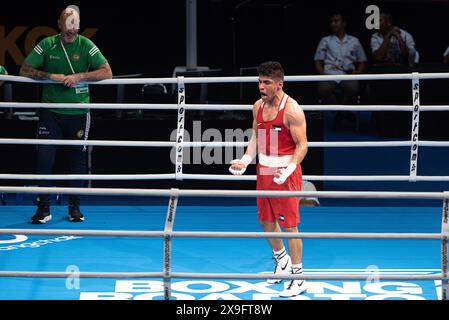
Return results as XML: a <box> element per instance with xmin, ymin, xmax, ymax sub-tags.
<box><xmin>256</xmin><ymin>163</ymin><xmax>302</xmax><ymax>228</ymax></box>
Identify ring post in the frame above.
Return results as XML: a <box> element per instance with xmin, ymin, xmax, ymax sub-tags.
<box><xmin>176</xmin><ymin>77</ymin><xmax>186</xmax><ymax>181</ymax></box>
<box><xmin>442</xmin><ymin>192</ymin><xmax>449</xmax><ymax>300</ymax></box>
<box><xmin>163</xmin><ymin>188</ymin><xmax>179</xmax><ymax>300</ymax></box>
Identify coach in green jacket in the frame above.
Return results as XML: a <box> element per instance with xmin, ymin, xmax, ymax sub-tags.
<box><xmin>20</xmin><ymin>5</ymin><xmax>112</xmax><ymax>224</ymax></box>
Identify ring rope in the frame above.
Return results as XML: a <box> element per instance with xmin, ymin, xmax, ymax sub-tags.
<box><xmin>0</xmin><ymin>271</ymin><xmax>441</xmax><ymax>281</ymax></box>
<box><xmin>0</xmin><ymin>228</ymin><xmax>441</xmax><ymax>240</ymax></box>
<box><xmin>3</xmin><ymin>72</ymin><xmax>449</xmax><ymax>85</ymax></box>
<box><xmin>0</xmin><ymin>186</ymin><xmax>446</xmax><ymax>199</ymax></box>
<box><xmin>2</xmin><ymin>138</ymin><xmax>449</xmax><ymax>147</ymax></box>
<box><xmin>2</xmin><ymin>173</ymin><xmax>449</xmax><ymax>182</ymax></box>
<box><xmin>2</xmin><ymin>102</ymin><xmax>449</xmax><ymax>112</ymax></box>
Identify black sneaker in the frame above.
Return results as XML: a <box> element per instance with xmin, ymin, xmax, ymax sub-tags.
<box><xmin>31</xmin><ymin>205</ymin><xmax>52</xmax><ymax>224</ymax></box>
<box><xmin>68</xmin><ymin>205</ymin><xmax>85</xmax><ymax>222</ymax></box>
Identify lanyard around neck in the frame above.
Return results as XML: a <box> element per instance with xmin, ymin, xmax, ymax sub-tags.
<box><xmin>60</xmin><ymin>38</ymin><xmax>76</xmax><ymax>75</ymax></box>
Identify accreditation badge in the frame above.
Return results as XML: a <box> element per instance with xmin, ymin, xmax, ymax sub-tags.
<box><xmin>75</xmin><ymin>83</ymin><xmax>89</xmax><ymax>94</ymax></box>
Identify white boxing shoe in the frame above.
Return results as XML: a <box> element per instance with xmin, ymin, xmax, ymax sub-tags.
<box><xmin>279</xmin><ymin>279</ymin><xmax>307</xmax><ymax>297</ymax></box>
<box><xmin>267</xmin><ymin>256</ymin><xmax>292</xmax><ymax>285</ymax></box>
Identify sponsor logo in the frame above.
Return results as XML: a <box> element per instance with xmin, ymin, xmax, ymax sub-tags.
<box><xmin>280</xmin><ymin>261</ymin><xmax>289</xmax><ymax>271</ymax></box>
<box><xmin>38</xmin><ymin>126</ymin><xmax>50</xmax><ymax>136</ymax></box>
<box><xmin>167</xmin><ymin>197</ymin><xmax>176</xmax><ymax>223</ymax></box>
<box><xmin>0</xmin><ymin>234</ymin><xmax>81</xmax><ymax>251</ymax></box>
<box><xmin>0</xmin><ymin>234</ymin><xmax>28</xmax><ymax>244</ymax></box>
<box><xmin>79</xmin><ymin>269</ymin><xmax>441</xmax><ymax>300</ymax></box>
<box><xmin>409</xmin><ymin>77</ymin><xmax>420</xmax><ymax>177</ymax></box>
<box><xmin>444</xmin><ymin>199</ymin><xmax>449</xmax><ymax>224</ymax></box>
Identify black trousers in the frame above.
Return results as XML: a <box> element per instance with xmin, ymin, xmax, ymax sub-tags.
<box><xmin>36</xmin><ymin>109</ymin><xmax>90</xmax><ymax>206</ymax></box>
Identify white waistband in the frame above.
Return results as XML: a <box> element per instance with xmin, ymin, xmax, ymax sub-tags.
<box><xmin>258</xmin><ymin>153</ymin><xmax>292</xmax><ymax>167</ymax></box>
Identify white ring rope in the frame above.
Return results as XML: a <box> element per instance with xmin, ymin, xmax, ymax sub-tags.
<box><xmin>0</xmin><ymin>173</ymin><xmax>177</xmax><ymax>180</ymax></box>
<box><xmin>2</xmin><ymin>174</ymin><xmax>449</xmax><ymax>182</ymax></box>
<box><xmin>0</xmin><ymin>186</ymin><xmax>446</xmax><ymax>199</ymax></box>
<box><xmin>0</xmin><ymin>74</ymin><xmax>179</xmax><ymax>85</ymax></box>
<box><xmin>0</xmin><ymin>102</ymin><xmax>180</xmax><ymax>110</ymax></box>
<box><xmin>0</xmin><ymin>271</ymin><xmax>442</xmax><ymax>281</ymax></box>
<box><xmin>1</xmin><ymin>138</ymin><xmax>449</xmax><ymax>148</ymax></box>
<box><xmin>170</xmin><ymin>272</ymin><xmax>443</xmax><ymax>281</ymax></box>
<box><xmin>0</xmin><ymin>271</ymin><xmax>165</xmax><ymax>278</ymax></box>
<box><xmin>176</xmin><ymin>174</ymin><xmax>449</xmax><ymax>182</ymax></box>
<box><xmin>0</xmin><ymin>228</ymin><xmax>441</xmax><ymax>240</ymax></box>
<box><xmin>0</xmin><ymin>138</ymin><xmax>176</xmax><ymax>147</ymax></box>
<box><xmin>2</xmin><ymin>72</ymin><xmax>449</xmax><ymax>84</ymax></box>
<box><xmin>2</xmin><ymin>102</ymin><xmax>449</xmax><ymax>112</ymax></box>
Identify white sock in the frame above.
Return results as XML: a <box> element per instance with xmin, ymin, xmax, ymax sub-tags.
<box><xmin>292</xmin><ymin>263</ymin><xmax>303</xmax><ymax>274</ymax></box>
<box><xmin>273</xmin><ymin>248</ymin><xmax>288</xmax><ymax>262</ymax></box>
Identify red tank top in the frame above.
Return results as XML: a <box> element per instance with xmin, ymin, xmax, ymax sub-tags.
<box><xmin>256</xmin><ymin>94</ymin><xmax>296</xmax><ymax>156</ymax></box>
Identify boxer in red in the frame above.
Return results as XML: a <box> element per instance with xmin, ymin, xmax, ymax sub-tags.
<box><xmin>229</xmin><ymin>61</ymin><xmax>308</xmax><ymax>297</ymax></box>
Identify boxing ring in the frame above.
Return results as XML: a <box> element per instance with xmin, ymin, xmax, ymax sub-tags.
<box><xmin>0</xmin><ymin>72</ymin><xmax>448</xmax><ymax>300</ymax></box>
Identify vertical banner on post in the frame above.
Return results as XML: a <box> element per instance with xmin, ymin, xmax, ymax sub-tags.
<box><xmin>163</xmin><ymin>188</ymin><xmax>179</xmax><ymax>300</ymax></box>
<box><xmin>409</xmin><ymin>72</ymin><xmax>420</xmax><ymax>182</ymax></box>
<box><xmin>176</xmin><ymin>77</ymin><xmax>186</xmax><ymax>180</ymax></box>
<box><xmin>442</xmin><ymin>193</ymin><xmax>449</xmax><ymax>300</ymax></box>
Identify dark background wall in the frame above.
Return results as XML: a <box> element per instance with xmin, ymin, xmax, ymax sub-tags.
<box><xmin>1</xmin><ymin>0</ymin><xmax>448</xmax><ymax>78</ymax></box>
<box><xmin>2</xmin><ymin>0</ymin><xmax>448</xmax><ymax>107</ymax></box>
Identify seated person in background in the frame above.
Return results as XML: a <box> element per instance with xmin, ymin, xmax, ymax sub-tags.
<box><xmin>369</xmin><ymin>13</ymin><xmax>417</xmax><ymax>135</ymax></box>
<box><xmin>0</xmin><ymin>65</ymin><xmax>7</xmax><ymax>86</ymax></box>
<box><xmin>444</xmin><ymin>46</ymin><xmax>449</xmax><ymax>64</ymax></box>
<box><xmin>371</xmin><ymin>13</ymin><xmax>416</xmax><ymax>68</ymax></box>
<box><xmin>314</xmin><ymin>14</ymin><xmax>367</xmax><ymax>129</ymax></box>
<box><xmin>300</xmin><ymin>180</ymin><xmax>320</xmax><ymax>207</ymax></box>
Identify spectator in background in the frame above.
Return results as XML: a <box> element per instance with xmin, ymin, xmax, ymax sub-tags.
<box><xmin>369</xmin><ymin>13</ymin><xmax>418</xmax><ymax>136</ymax></box>
<box><xmin>371</xmin><ymin>13</ymin><xmax>416</xmax><ymax>68</ymax></box>
<box><xmin>0</xmin><ymin>65</ymin><xmax>7</xmax><ymax>86</ymax></box>
<box><xmin>314</xmin><ymin>13</ymin><xmax>367</xmax><ymax>130</ymax></box>
<box><xmin>444</xmin><ymin>46</ymin><xmax>449</xmax><ymax>64</ymax></box>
